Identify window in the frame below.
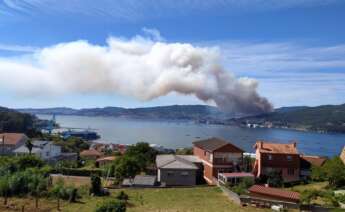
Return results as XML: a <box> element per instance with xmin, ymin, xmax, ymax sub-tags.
<box><xmin>288</xmin><ymin>168</ymin><xmax>294</xmax><ymax>175</ymax></box>
<box><xmin>181</xmin><ymin>171</ymin><xmax>189</xmax><ymax>176</ymax></box>
<box><xmin>287</xmin><ymin>155</ymin><xmax>292</xmax><ymax>161</ymax></box>
<box><xmin>167</xmin><ymin>171</ymin><xmax>174</xmax><ymax>176</ymax></box>
<box><xmin>268</xmin><ymin>154</ymin><xmax>273</xmax><ymax>160</ymax></box>
<box><xmin>204</xmin><ymin>151</ymin><xmax>206</xmax><ymax>156</ymax></box>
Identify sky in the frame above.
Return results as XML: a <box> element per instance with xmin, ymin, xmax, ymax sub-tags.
<box><xmin>0</xmin><ymin>0</ymin><xmax>345</xmax><ymax>109</ymax></box>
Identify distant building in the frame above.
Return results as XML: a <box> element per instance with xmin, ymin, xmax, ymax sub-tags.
<box><xmin>253</xmin><ymin>141</ymin><xmax>300</xmax><ymax>183</ymax></box>
<box><xmin>193</xmin><ymin>137</ymin><xmax>244</xmax><ymax>184</ymax></box>
<box><xmin>156</xmin><ymin>154</ymin><xmax>202</xmax><ymax>186</ymax></box>
<box><xmin>96</xmin><ymin>156</ymin><xmax>116</xmax><ymax>167</ymax></box>
<box><xmin>80</xmin><ymin>148</ymin><xmax>103</xmax><ymax>160</ymax></box>
<box><xmin>341</xmin><ymin>146</ymin><xmax>345</xmax><ymax>165</ymax></box>
<box><xmin>14</xmin><ymin>140</ymin><xmax>61</xmax><ymax>160</ymax></box>
<box><xmin>300</xmin><ymin>155</ymin><xmax>327</xmax><ymax>180</ymax></box>
<box><xmin>0</xmin><ymin>133</ymin><xmax>28</xmax><ymax>155</ymax></box>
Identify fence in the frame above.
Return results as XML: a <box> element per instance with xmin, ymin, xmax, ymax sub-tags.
<box><xmin>217</xmin><ymin>182</ymin><xmax>241</xmax><ymax>205</ymax></box>
<box><xmin>240</xmin><ymin>195</ymin><xmax>300</xmax><ymax>209</ymax></box>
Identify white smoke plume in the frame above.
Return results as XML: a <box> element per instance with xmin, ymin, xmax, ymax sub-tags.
<box><xmin>0</xmin><ymin>36</ymin><xmax>273</xmax><ymax>114</ymax></box>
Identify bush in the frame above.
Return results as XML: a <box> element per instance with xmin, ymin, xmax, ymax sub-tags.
<box><xmin>52</xmin><ymin>168</ymin><xmax>102</xmax><ymax>176</ymax></box>
<box><xmin>95</xmin><ymin>199</ymin><xmax>126</xmax><ymax>212</ymax></box>
<box><xmin>116</xmin><ymin>191</ymin><xmax>129</xmax><ymax>202</ymax></box>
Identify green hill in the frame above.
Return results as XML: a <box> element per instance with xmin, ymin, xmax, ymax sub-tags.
<box><xmin>234</xmin><ymin>104</ymin><xmax>345</xmax><ymax>133</ymax></box>
<box><xmin>0</xmin><ymin>107</ymin><xmax>38</xmax><ymax>135</ymax></box>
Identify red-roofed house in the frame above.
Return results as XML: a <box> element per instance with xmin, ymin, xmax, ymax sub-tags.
<box><xmin>96</xmin><ymin>156</ymin><xmax>116</xmax><ymax>167</ymax></box>
<box><xmin>193</xmin><ymin>137</ymin><xmax>244</xmax><ymax>184</ymax></box>
<box><xmin>300</xmin><ymin>155</ymin><xmax>327</xmax><ymax>179</ymax></box>
<box><xmin>0</xmin><ymin>133</ymin><xmax>28</xmax><ymax>155</ymax></box>
<box><xmin>248</xmin><ymin>185</ymin><xmax>300</xmax><ymax>203</ymax></box>
<box><xmin>253</xmin><ymin>141</ymin><xmax>300</xmax><ymax>182</ymax></box>
<box><xmin>80</xmin><ymin>149</ymin><xmax>103</xmax><ymax>160</ymax></box>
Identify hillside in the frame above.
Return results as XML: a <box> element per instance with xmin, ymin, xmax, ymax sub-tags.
<box><xmin>233</xmin><ymin>104</ymin><xmax>345</xmax><ymax>133</ymax></box>
<box><xmin>18</xmin><ymin>105</ymin><xmax>229</xmax><ymax>120</ymax></box>
<box><xmin>0</xmin><ymin>107</ymin><xmax>38</xmax><ymax>135</ymax></box>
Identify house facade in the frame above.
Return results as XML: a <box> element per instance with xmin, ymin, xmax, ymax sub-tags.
<box><xmin>253</xmin><ymin>141</ymin><xmax>300</xmax><ymax>183</ymax></box>
<box><xmin>156</xmin><ymin>155</ymin><xmax>202</xmax><ymax>186</ymax></box>
<box><xmin>340</xmin><ymin>146</ymin><xmax>345</xmax><ymax>165</ymax></box>
<box><xmin>0</xmin><ymin>133</ymin><xmax>28</xmax><ymax>155</ymax></box>
<box><xmin>193</xmin><ymin>137</ymin><xmax>244</xmax><ymax>184</ymax></box>
<box><xmin>14</xmin><ymin>140</ymin><xmax>61</xmax><ymax>160</ymax></box>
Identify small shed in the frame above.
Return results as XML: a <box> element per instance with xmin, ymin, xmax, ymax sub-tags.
<box><xmin>218</xmin><ymin>172</ymin><xmax>254</xmax><ymax>185</ymax></box>
<box><xmin>133</xmin><ymin>175</ymin><xmax>157</xmax><ymax>187</ymax></box>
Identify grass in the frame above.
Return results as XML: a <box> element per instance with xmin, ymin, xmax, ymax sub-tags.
<box><xmin>0</xmin><ymin>187</ymin><xmax>270</xmax><ymax>212</ymax></box>
<box><xmin>286</xmin><ymin>181</ymin><xmax>328</xmax><ymax>193</ymax></box>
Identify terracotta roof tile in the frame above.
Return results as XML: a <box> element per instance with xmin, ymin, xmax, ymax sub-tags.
<box><xmin>96</xmin><ymin>156</ymin><xmax>116</xmax><ymax>162</ymax></box>
<box><xmin>193</xmin><ymin>137</ymin><xmax>244</xmax><ymax>152</ymax></box>
<box><xmin>80</xmin><ymin>149</ymin><xmax>102</xmax><ymax>157</ymax></box>
<box><xmin>0</xmin><ymin>133</ymin><xmax>27</xmax><ymax>145</ymax></box>
<box><xmin>300</xmin><ymin>155</ymin><xmax>327</xmax><ymax>167</ymax></box>
<box><xmin>249</xmin><ymin>185</ymin><xmax>300</xmax><ymax>202</ymax></box>
<box><xmin>255</xmin><ymin>141</ymin><xmax>298</xmax><ymax>154</ymax></box>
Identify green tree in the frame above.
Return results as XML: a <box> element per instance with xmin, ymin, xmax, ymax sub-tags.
<box><xmin>113</xmin><ymin>156</ymin><xmax>140</xmax><ymax>180</ymax></box>
<box><xmin>28</xmin><ymin>174</ymin><xmax>47</xmax><ymax>209</ymax></box>
<box><xmin>90</xmin><ymin>175</ymin><xmax>102</xmax><ymax>196</ymax></box>
<box><xmin>125</xmin><ymin>142</ymin><xmax>157</xmax><ymax>171</ymax></box>
<box><xmin>311</xmin><ymin>165</ymin><xmax>327</xmax><ymax>181</ymax></box>
<box><xmin>25</xmin><ymin>139</ymin><xmax>34</xmax><ymax>155</ymax></box>
<box><xmin>0</xmin><ymin>176</ymin><xmax>10</xmax><ymax>205</ymax></box>
<box><xmin>266</xmin><ymin>170</ymin><xmax>283</xmax><ymax>187</ymax></box>
<box><xmin>323</xmin><ymin>157</ymin><xmax>345</xmax><ymax>188</ymax></box>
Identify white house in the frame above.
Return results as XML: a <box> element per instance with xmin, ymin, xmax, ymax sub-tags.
<box><xmin>14</xmin><ymin>140</ymin><xmax>62</xmax><ymax>160</ymax></box>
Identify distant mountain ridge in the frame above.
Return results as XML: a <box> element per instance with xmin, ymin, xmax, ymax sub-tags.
<box><xmin>17</xmin><ymin>105</ymin><xmax>230</xmax><ymax>120</ymax></box>
<box><xmin>232</xmin><ymin>103</ymin><xmax>345</xmax><ymax>133</ymax></box>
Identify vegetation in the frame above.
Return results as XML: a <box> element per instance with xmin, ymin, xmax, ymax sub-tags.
<box><xmin>110</xmin><ymin>142</ymin><xmax>157</xmax><ymax>182</ymax></box>
<box><xmin>0</xmin><ymin>107</ymin><xmax>39</xmax><ymax>136</ymax></box>
<box><xmin>234</xmin><ymin>103</ymin><xmax>345</xmax><ymax>133</ymax></box>
<box><xmin>227</xmin><ymin>177</ymin><xmax>254</xmax><ymax>195</ymax></box>
<box><xmin>95</xmin><ymin>199</ymin><xmax>126</xmax><ymax>212</ymax></box>
<box><xmin>311</xmin><ymin>157</ymin><xmax>345</xmax><ymax>188</ymax></box>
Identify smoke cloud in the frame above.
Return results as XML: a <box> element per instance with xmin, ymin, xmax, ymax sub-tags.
<box><xmin>0</xmin><ymin>36</ymin><xmax>273</xmax><ymax>114</ymax></box>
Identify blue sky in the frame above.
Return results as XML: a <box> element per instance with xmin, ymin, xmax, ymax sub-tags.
<box><xmin>0</xmin><ymin>0</ymin><xmax>345</xmax><ymax>109</ymax></box>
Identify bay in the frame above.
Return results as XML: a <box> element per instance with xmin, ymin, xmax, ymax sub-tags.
<box><xmin>37</xmin><ymin>114</ymin><xmax>345</xmax><ymax>157</ymax></box>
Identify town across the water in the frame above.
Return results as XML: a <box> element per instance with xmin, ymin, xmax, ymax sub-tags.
<box><xmin>0</xmin><ymin>131</ymin><xmax>345</xmax><ymax>211</ymax></box>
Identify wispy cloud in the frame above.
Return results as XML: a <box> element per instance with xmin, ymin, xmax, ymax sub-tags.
<box><xmin>0</xmin><ymin>0</ymin><xmax>342</xmax><ymax>21</ymax></box>
<box><xmin>0</xmin><ymin>43</ymin><xmax>38</xmax><ymax>53</ymax></box>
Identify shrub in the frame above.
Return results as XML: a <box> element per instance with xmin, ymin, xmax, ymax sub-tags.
<box><xmin>116</xmin><ymin>191</ymin><xmax>129</xmax><ymax>202</ymax></box>
<box><xmin>95</xmin><ymin>199</ymin><xmax>126</xmax><ymax>212</ymax></box>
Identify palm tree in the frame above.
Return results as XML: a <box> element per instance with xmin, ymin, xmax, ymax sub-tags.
<box><xmin>25</xmin><ymin>139</ymin><xmax>34</xmax><ymax>155</ymax></box>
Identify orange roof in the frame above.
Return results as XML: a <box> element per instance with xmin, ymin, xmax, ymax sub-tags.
<box><xmin>255</xmin><ymin>141</ymin><xmax>298</xmax><ymax>154</ymax></box>
<box><xmin>0</xmin><ymin>133</ymin><xmax>27</xmax><ymax>145</ymax></box>
<box><xmin>96</xmin><ymin>156</ymin><xmax>116</xmax><ymax>162</ymax></box>
<box><xmin>300</xmin><ymin>155</ymin><xmax>327</xmax><ymax>167</ymax></box>
<box><xmin>249</xmin><ymin>185</ymin><xmax>300</xmax><ymax>202</ymax></box>
<box><xmin>80</xmin><ymin>149</ymin><xmax>102</xmax><ymax>157</ymax></box>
